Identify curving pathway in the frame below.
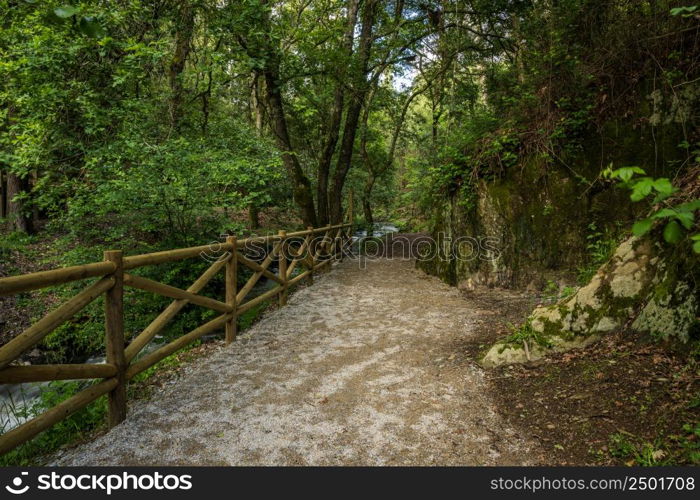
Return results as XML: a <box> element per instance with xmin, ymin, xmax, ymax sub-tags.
<box><xmin>54</xmin><ymin>258</ymin><xmax>540</xmax><ymax>465</ymax></box>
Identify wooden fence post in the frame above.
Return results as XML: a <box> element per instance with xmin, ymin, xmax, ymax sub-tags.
<box><xmin>104</xmin><ymin>250</ymin><xmax>126</xmax><ymax>426</ymax></box>
<box><xmin>306</xmin><ymin>226</ymin><xmax>314</xmax><ymax>285</ymax></box>
<box><xmin>225</xmin><ymin>236</ymin><xmax>237</xmax><ymax>344</ymax></box>
<box><xmin>278</xmin><ymin>230</ymin><xmax>287</xmax><ymax>306</ymax></box>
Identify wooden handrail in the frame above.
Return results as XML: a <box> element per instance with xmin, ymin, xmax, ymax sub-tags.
<box><xmin>0</xmin><ymin>363</ymin><xmax>118</xmax><ymax>384</ymax></box>
<box><xmin>124</xmin><ymin>274</ymin><xmax>234</xmax><ymax>314</ymax></box>
<box><xmin>0</xmin><ymin>261</ymin><xmax>116</xmax><ymax>297</ymax></box>
<box><xmin>0</xmin><ymin>213</ymin><xmax>354</xmax><ymax>457</ymax></box>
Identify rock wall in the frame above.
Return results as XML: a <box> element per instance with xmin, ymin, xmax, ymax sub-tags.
<box><xmin>418</xmin><ymin>119</ymin><xmax>685</xmax><ymax>290</ymax></box>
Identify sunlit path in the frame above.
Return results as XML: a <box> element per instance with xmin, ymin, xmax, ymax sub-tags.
<box><xmin>53</xmin><ymin>259</ymin><xmax>540</xmax><ymax>466</ymax></box>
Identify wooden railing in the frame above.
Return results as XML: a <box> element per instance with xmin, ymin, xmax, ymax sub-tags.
<box><xmin>0</xmin><ymin>213</ymin><xmax>354</xmax><ymax>455</ymax></box>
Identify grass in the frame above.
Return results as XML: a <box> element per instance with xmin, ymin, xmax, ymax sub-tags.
<box><xmin>502</xmin><ymin>318</ymin><xmax>554</xmax><ymax>350</ymax></box>
<box><xmin>576</xmin><ymin>223</ymin><xmax>620</xmax><ymax>285</ymax></box>
<box><xmin>607</xmin><ymin>423</ymin><xmax>700</xmax><ymax>466</ymax></box>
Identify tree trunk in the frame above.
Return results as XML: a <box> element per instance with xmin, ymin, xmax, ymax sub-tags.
<box><xmin>251</xmin><ymin>71</ymin><xmax>265</xmax><ymax>133</ymax></box>
<box><xmin>362</xmin><ymin>174</ymin><xmax>375</xmax><ymax>235</ymax></box>
<box><xmin>316</xmin><ymin>0</ymin><xmax>360</xmax><ymax>226</ymax></box>
<box><xmin>263</xmin><ymin>65</ymin><xmax>317</xmax><ymax>227</ymax></box>
<box><xmin>248</xmin><ymin>203</ymin><xmax>260</xmax><ymax>229</ymax></box>
<box><xmin>6</xmin><ymin>172</ymin><xmax>32</xmax><ymax>233</ymax></box>
<box><xmin>168</xmin><ymin>1</ymin><xmax>194</xmax><ymax>131</ymax></box>
<box><xmin>329</xmin><ymin>0</ymin><xmax>378</xmax><ymax>224</ymax></box>
<box><xmin>239</xmin><ymin>1</ymin><xmax>317</xmax><ymax>227</ymax></box>
<box><xmin>0</xmin><ymin>169</ymin><xmax>6</xmax><ymax>219</ymax></box>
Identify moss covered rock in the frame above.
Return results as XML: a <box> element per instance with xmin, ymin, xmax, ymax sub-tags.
<box><xmin>481</xmin><ymin>234</ymin><xmax>699</xmax><ymax>367</ymax></box>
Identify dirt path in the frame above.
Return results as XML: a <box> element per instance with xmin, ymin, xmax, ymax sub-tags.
<box><xmin>54</xmin><ymin>258</ymin><xmax>542</xmax><ymax>465</ymax></box>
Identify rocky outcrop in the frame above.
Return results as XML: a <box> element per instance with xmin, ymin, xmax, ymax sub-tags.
<box><xmin>481</xmin><ymin>234</ymin><xmax>699</xmax><ymax>367</ymax></box>
<box><xmin>418</xmin><ymin>118</ymin><xmax>686</xmax><ymax>289</ymax></box>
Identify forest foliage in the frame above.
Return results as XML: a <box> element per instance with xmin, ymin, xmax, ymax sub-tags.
<box><xmin>1</xmin><ymin>0</ymin><xmax>698</xmax><ymax>362</ymax></box>
<box><xmin>0</xmin><ymin>0</ymin><xmax>699</xmax><ymax>464</ymax></box>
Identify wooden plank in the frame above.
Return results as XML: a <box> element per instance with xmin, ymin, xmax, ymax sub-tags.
<box><xmin>104</xmin><ymin>250</ymin><xmax>127</xmax><ymax>427</ymax></box>
<box><xmin>0</xmin><ymin>378</ymin><xmax>117</xmax><ymax>456</ymax></box>
<box><xmin>288</xmin><ymin>269</ymin><xmax>311</xmax><ymax>287</ymax></box>
<box><xmin>236</xmin><ymin>240</ymin><xmax>282</xmax><ymax>304</ymax></box>
<box><xmin>285</xmin><ymin>228</ymin><xmax>313</xmax><ymax>238</ymax></box>
<box><xmin>0</xmin><ymin>261</ymin><xmax>116</xmax><ymax>297</ymax></box>
<box><xmin>124</xmin><ymin>274</ymin><xmax>232</xmax><ymax>313</ymax></box>
<box><xmin>122</xmin><ymin>244</ymin><xmax>225</xmax><ymax>270</ymax></box>
<box><xmin>126</xmin><ymin>314</ymin><xmax>229</xmax><ymax>379</ymax></box>
<box><xmin>225</xmin><ymin>237</ymin><xmax>237</xmax><ymax>344</ymax></box>
<box><xmin>285</xmin><ymin>234</ymin><xmax>311</xmax><ymax>278</ymax></box>
<box><xmin>236</xmin><ymin>285</ymin><xmax>282</xmax><ymax>316</ymax></box>
<box><xmin>311</xmin><ymin>223</ymin><xmax>346</xmax><ymax>234</ymax></box>
<box><xmin>0</xmin><ymin>363</ymin><xmax>117</xmax><ymax>384</ymax></box>
<box><xmin>0</xmin><ymin>277</ymin><xmax>115</xmax><ymax>370</ymax></box>
<box><xmin>124</xmin><ymin>258</ymin><xmax>226</xmax><ymax>362</ymax></box>
<box><xmin>312</xmin><ymin>227</ymin><xmax>333</xmax><ymax>262</ymax></box>
<box><xmin>236</xmin><ymin>253</ymin><xmax>283</xmax><ymax>284</ymax></box>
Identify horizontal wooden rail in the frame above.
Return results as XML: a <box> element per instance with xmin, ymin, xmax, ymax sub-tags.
<box><xmin>124</xmin><ymin>274</ymin><xmax>233</xmax><ymax>314</ymax></box>
<box><xmin>0</xmin><ymin>363</ymin><xmax>117</xmax><ymax>384</ymax></box>
<box><xmin>235</xmin><ymin>253</ymin><xmax>283</xmax><ymax>284</ymax></box>
<box><xmin>0</xmin><ymin>261</ymin><xmax>116</xmax><ymax>297</ymax></box>
<box><xmin>123</xmin><ymin>243</ymin><xmax>227</xmax><ymax>270</ymax></box>
<box><xmin>0</xmin><ymin>277</ymin><xmax>115</xmax><ymax>370</ymax></box>
<box><xmin>124</xmin><ymin>257</ymin><xmax>228</xmax><ymax>362</ymax></box>
<box><xmin>0</xmin><ymin>193</ymin><xmax>354</xmax><ymax>457</ymax></box>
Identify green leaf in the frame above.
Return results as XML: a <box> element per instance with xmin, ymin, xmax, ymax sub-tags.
<box><xmin>630</xmin><ymin>178</ymin><xmax>653</xmax><ymax>201</ymax></box>
<box><xmin>609</xmin><ymin>166</ymin><xmax>645</xmax><ymax>182</ymax></box>
<box><xmin>652</xmin><ymin>178</ymin><xmax>675</xmax><ymax>195</ymax></box>
<box><xmin>676</xmin><ymin>200</ymin><xmax>700</xmax><ymax>212</ymax></box>
<box><xmin>652</xmin><ymin>208</ymin><xmax>677</xmax><ymax>219</ymax></box>
<box><xmin>671</xmin><ymin>6</ymin><xmax>698</xmax><ymax>17</ymax></box>
<box><xmin>632</xmin><ymin>218</ymin><xmax>653</xmax><ymax>236</ymax></box>
<box><xmin>675</xmin><ymin>209</ymin><xmax>694</xmax><ymax>229</ymax></box>
<box><xmin>663</xmin><ymin>220</ymin><xmax>683</xmax><ymax>244</ymax></box>
<box><xmin>694</xmin><ymin>241</ymin><xmax>700</xmax><ymax>254</ymax></box>
<box><xmin>54</xmin><ymin>5</ymin><xmax>78</xmax><ymax>18</ymax></box>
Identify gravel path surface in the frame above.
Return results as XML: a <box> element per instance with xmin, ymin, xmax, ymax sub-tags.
<box><xmin>54</xmin><ymin>258</ymin><xmax>540</xmax><ymax>465</ymax></box>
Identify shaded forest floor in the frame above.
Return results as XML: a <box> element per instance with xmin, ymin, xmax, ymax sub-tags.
<box><xmin>460</xmin><ymin>290</ymin><xmax>700</xmax><ymax>465</ymax></box>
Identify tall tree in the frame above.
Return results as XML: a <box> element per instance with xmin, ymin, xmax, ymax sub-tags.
<box><xmin>316</xmin><ymin>0</ymin><xmax>361</xmax><ymax>225</ymax></box>
<box><xmin>329</xmin><ymin>0</ymin><xmax>379</xmax><ymax>223</ymax></box>
<box><xmin>168</xmin><ymin>0</ymin><xmax>196</xmax><ymax>132</ymax></box>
